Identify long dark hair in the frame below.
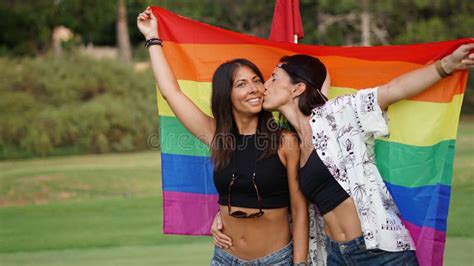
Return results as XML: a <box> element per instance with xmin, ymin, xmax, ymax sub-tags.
<box><xmin>279</xmin><ymin>55</ymin><xmax>328</xmax><ymax>116</ymax></box>
<box><xmin>210</xmin><ymin>59</ymin><xmax>280</xmax><ymax>171</ymax></box>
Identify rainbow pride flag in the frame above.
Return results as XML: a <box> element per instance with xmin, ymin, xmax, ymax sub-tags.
<box><xmin>152</xmin><ymin>7</ymin><xmax>469</xmax><ymax>265</ymax></box>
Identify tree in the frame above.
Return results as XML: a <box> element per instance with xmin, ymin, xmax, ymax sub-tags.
<box><xmin>117</xmin><ymin>0</ymin><xmax>132</xmax><ymax>63</ymax></box>
<box><xmin>360</xmin><ymin>0</ymin><xmax>370</xmax><ymax>46</ymax></box>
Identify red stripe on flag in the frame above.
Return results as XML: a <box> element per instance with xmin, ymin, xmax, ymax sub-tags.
<box><xmin>152</xmin><ymin>7</ymin><xmax>472</xmax><ymax>64</ymax></box>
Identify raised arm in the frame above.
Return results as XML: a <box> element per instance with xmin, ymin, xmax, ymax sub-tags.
<box><xmin>377</xmin><ymin>43</ymin><xmax>474</xmax><ymax>110</ymax></box>
<box><xmin>280</xmin><ymin>132</ymin><xmax>309</xmax><ymax>264</ymax></box>
<box><xmin>137</xmin><ymin>7</ymin><xmax>215</xmax><ymax>145</ymax></box>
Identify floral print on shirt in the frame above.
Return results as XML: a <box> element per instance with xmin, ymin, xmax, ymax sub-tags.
<box><xmin>306</xmin><ymin>88</ymin><xmax>415</xmax><ymax>266</ymax></box>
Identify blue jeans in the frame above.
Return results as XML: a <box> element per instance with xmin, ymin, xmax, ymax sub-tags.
<box><xmin>210</xmin><ymin>241</ymin><xmax>293</xmax><ymax>265</ymax></box>
<box><xmin>326</xmin><ymin>235</ymin><xmax>418</xmax><ymax>266</ymax></box>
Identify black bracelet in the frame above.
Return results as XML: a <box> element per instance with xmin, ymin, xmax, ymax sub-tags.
<box><xmin>145</xmin><ymin>38</ymin><xmax>163</xmax><ymax>48</ymax></box>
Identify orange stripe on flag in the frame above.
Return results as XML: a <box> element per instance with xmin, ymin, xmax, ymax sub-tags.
<box><xmin>164</xmin><ymin>43</ymin><xmax>467</xmax><ymax>103</ymax></box>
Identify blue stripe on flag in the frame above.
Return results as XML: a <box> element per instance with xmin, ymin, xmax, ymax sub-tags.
<box><xmin>161</xmin><ymin>152</ymin><xmax>217</xmax><ymax>195</ymax></box>
<box><xmin>385</xmin><ymin>182</ymin><xmax>450</xmax><ymax>232</ymax></box>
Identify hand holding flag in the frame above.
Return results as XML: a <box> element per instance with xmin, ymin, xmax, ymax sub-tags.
<box><xmin>137</xmin><ymin>7</ymin><xmax>158</xmax><ymax>40</ymax></box>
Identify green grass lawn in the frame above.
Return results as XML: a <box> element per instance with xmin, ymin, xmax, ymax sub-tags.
<box><xmin>0</xmin><ymin>118</ymin><xmax>473</xmax><ymax>265</ymax></box>
<box><xmin>0</xmin><ymin>152</ymin><xmax>213</xmax><ymax>265</ymax></box>
<box><xmin>447</xmin><ymin>118</ymin><xmax>474</xmax><ymax>239</ymax></box>
<box><xmin>0</xmin><ymin>196</ymin><xmax>213</xmax><ymax>266</ymax></box>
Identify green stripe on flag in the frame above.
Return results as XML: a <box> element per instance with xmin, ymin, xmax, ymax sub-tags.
<box><xmin>375</xmin><ymin>139</ymin><xmax>455</xmax><ymax>187</ymax></box>
<box><xmin>159</xmin><ymin>116</ymin><xmax>210</xmax><ymax>156</ymax></box>
<box><xmin>159</xmin><ymin>116</ymin><xmax>456</xmax><ymax>187</ymax></box>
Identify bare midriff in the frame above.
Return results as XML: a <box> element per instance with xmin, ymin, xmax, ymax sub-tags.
<box><xmin>322</xmin><ymin>197</ymin><xmax>363</xmax><ymax>243</ymax></box>
<box><xmin>219</xmin><ymin>205</ymin><xmax>291</xmax><ymax>260</ymax></box>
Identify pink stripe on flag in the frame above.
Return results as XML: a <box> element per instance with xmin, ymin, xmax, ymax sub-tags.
<box><xmin>163</xmin><ymin>191</ymin><xmax>219</xmax><ymax>235</ymax></box>
<box><xmin>402</xmin><ymin>219</ymin><xmax>446</xmax><ymax>266</ymax></box>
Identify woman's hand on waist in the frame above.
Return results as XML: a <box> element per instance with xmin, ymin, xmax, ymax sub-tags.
<box><xmin>211</xmin><ymin>211</ymin><xmax>233</xmax><ymax>249</ymax></box>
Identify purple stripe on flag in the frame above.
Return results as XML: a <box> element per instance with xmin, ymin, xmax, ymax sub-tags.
<box><xmin>402</xmin><ymin>219</ymin><xmax>446</xmax><ymax>266</ymax></box>
<box><xmin>163</xmin><ymin>191</ymin><xmax>219</xmax><ymax>235</ymax></box>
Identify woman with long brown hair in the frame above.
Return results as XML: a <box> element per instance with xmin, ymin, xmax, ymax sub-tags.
<box><xmin>137</xmin><ymin>7</ymin><xmax>308</xmax><ymax>265</ymax></box>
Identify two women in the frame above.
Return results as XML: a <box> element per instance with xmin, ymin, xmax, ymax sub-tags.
<box><xmin>137</xmin><ymin>7</ymin><xmax>308</xmax><ymax>265</ymax></box>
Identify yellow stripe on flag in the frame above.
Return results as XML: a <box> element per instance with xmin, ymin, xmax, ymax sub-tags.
<box><xmin>157</xmin><ymin>81</ymin><xmax>462</xmax><ymax>147</ymax></box>
<box><xmin>388</xmin><ymin>94</ymin><xmax>463</xmax><ymax>146</ymax></box>
<box><xmin>329</xmin><ymin>86</ymin><xmax>462</xmax><ymax>146</ymax></box>
<box><xmin>156</xmin><ymin>80</ymin><xmax>212</xmax><ymax>117</ymax></box>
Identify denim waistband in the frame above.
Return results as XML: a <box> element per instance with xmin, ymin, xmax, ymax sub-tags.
<box><xmin>325</xmin><ymin>235</ymin><xmax>366</xmax><ymax>254</ymax></box>
<box><xmin>214</xmin><ymin>241</ymin><xmax>293</xmax><ymax>264</ymax></box>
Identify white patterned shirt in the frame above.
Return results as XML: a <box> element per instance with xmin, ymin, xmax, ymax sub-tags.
<box><xmin>306</xmin><ymin>88</ymin><xmax>416</xmax><ymax>265</ymax></box>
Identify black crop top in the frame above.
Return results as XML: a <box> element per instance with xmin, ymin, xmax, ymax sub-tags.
<box><xmin>213</xmin><ymin>134</ymin><xmax>290</xmax><ymax>209</ymax></box>
<box><xmin>298</xmin><ymin>149</ymin><xmax>349</xmax><ymax>216</ymax></box>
